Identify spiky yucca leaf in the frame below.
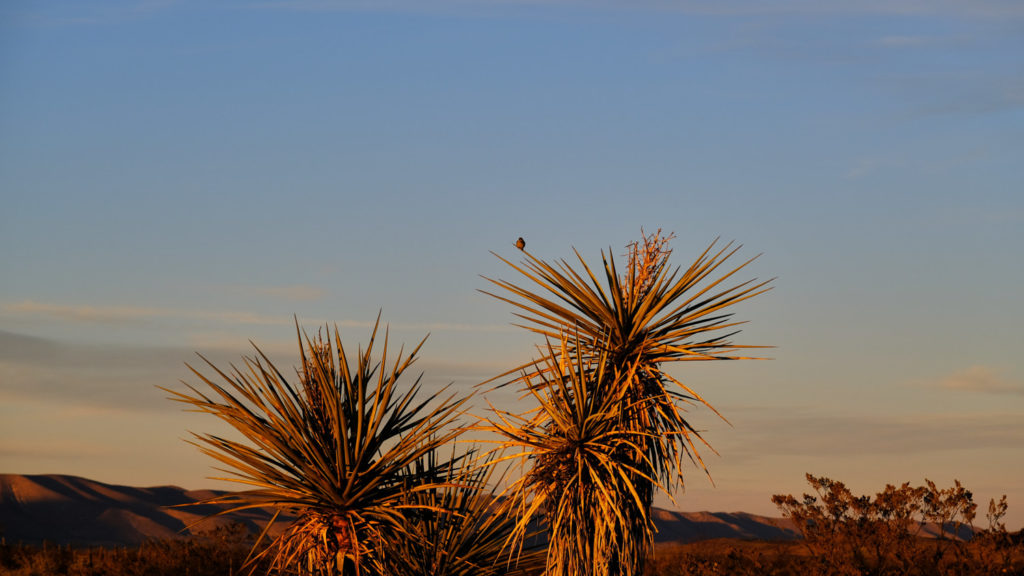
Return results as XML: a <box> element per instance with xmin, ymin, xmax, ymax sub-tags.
<box><xmin>164</xmin><ymin>316</ymin><xmax>467</xmax><ymax>575</ymax></box>
<box><xmin>481</xmin><ymin>232</ymin><xmax>772</xmax><ymax>576</ymax></box>
<box><xmin>481</xmin><ymin>234</ymin><xmax>772</xmax><ymax>489</ymax></box>
<box><xmin>477</xmin><ymin>333</ymin><xmax>659</xmax><ymax>576</ymax></box>
<box><xmin>386</xmin><ymin>447</ymin><xmax>545</xmax><ymax>576</ymax></box>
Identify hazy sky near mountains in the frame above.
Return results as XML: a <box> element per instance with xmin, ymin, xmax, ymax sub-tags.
<box><xmin>1</xmin><ymin>1</ymin><xmax>1022</xmax><ymax>527</ymax></box>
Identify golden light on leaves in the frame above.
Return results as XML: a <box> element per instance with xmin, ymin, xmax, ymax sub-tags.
<box><xmin>169</xmin><ymin>232</ymin><xmax>772</xmax><ymax>576</ymax></box>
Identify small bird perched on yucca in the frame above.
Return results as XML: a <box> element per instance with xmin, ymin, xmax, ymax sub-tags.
<box><xmin>515</xmin><ymin>237</ymin><xmax>526</xmax><ymax>250</ymax></box>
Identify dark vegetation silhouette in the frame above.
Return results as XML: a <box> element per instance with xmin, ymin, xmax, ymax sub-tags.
<box><xmin>768</xmin><ymin>474</ymin><xmax>1023</xmax><ymax>576</ymax></box>
<box><xmin>0</xmin><ymin>523</ymin><xmax>257</xmax><ymax>576</ymax></box>
<box><xmin>6</xmin><ymin>483</ymin><xmax>1020</xmax><ymax>576</ymax></box>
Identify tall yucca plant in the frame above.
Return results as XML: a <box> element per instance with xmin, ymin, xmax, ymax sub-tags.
<box><xmin>477</xmin><ymin>333</ymin><xmax>656</xmax><ymax>576</ymax></box>
<box><xmin>481</xmin><ymin>231</ymin><xmax>772</xmax><ymax>575</ymax></box>
<box><xmin>164</xmin><ymin>316</ymin><xmax>466</xmax><ymax>575</ymax></box>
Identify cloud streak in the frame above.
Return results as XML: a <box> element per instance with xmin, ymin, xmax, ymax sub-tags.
<box><xmin>251</xmin><ymin>0</ymin><xmax>1024</xmax><ymax>18</ymax></box>
<box><xmin>0</xmin><ymin>439</ymin><xmax>115</xmax><ymax>461</ymax></box>
<box><xmin>224</xmin><ymin>284</ymin><xmax>326</xmax><ymax>302</ymax></box>
<box><xmin>2</xmin><ymin>299</ymin><xmax>517</xmax><ymax>335</ymax></box>
<box><xmin>0</xmin><ymin>329</ymin><xmax>511</xmax><ymax>414</ymax></box>
<box><xmin>0</xmin><ymin>329</ymin><xmax>208</xmax><ymax>412</ymax></box>
<box><xmin>715</xmin><ymin>408</ymin><xmax>1024</xmax><ymax>461</ymax></box>
<box><xmin>6</xmin><ymin>0</ymin><xmax>183</xmax><ymax>27</ymax></box>
<box><xmin>4</xmin><ymin>300</ymin><xmax>289</xmax><ymax>326</ymax></box>
<box><xmin>877</xmin><ymin>35</ymin><xmax>931</xmax><ymax>47</ymax></box>
<box><xmin>881</xmin><ymin>72</ymin><xmax>1024</xmax><ymax>121</ymax></box>
<box><xmin>939</xmin><ymin>365</ymin><xmax>1024</xmax><ymax>396</ymax></box>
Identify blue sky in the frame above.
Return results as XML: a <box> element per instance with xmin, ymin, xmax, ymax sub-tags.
<box><xmin>1</xmin><ymin>0</ymin><xmax>1022</xmax><ymax>526</ymax></box>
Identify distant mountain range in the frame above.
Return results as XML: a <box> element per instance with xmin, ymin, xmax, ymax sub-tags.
<box><xmin>0</xmin><ymin>474</ymin><xmax>282</xmax><ymax>547</ymax></box>
<box><xmin>0</xmin><ymin>474</ymin><xmax>800</xmax><ymax>547</ymax></box>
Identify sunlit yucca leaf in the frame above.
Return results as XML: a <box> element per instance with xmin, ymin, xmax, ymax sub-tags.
<box><xmin>476</xmin><ymin>333</ymin><xmax>660</xmax><ymax>576</ymax></box>
<box><xmin>481</xmin><ymin>233</ymin><xmax>772</xmax><ymax>488</ymax></box>
<box><xmin>480</xmin><ymin>231</ymin><xmax>772</xmax><ymax>576</ymax></box>
<box><xmin>163</xmin><ymin>315</ymin><xmax>467</xmax><ymax>575</ymax></box>
<box><xmin>386</xmin><ymin>447</ymin><xmax>546</xmax><ymax>576</ymax></box>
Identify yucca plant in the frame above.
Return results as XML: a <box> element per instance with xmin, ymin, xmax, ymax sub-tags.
<box><xmin>164</xmin><ymin>316</ymin><xmax>467</xmax><ymax>575</ymax></box>
<box><xmin>386</xmin><ymin>446</ymin><xmax>546</xmax><ymax>576</ymax></box>
<box><xmin>480</xmin><ymin>231</ymin><xmax>772</xmax><ymax>576</ymax></box>
<box><xmin>477</xmin><ymin>333</ymin><xmax>659</xmax><ymax>576</ymax></box>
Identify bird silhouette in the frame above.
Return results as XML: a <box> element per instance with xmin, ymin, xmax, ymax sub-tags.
<box><xmin>515</xmin><ymin>237</ymin><xmax>526</xmax><ymax>250</ymax></box>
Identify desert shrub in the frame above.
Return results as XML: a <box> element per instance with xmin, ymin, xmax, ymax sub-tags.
<box><xmin>643</xmin><ymin>540</ymin><xmax>820</xmax><ymax>576</ymax></box>
<box><xmin>642</xmin><ymin>533</ymin><xmax>1024</xmax><ymax>576</ymax></box>
<box><xmin>968</xmin><ymin>496</ymin><xmax>1023</xmax><ymax>576</ymax></box>
<box><xmin>772</xmin><ymin>474</ymin><xmax>1024</xmax><ymax>576</ymax></box>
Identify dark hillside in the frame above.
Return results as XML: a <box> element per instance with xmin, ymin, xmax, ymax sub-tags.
<box><xmin>0</xmin><ymin>474</ymin><xmax>798</xmax><ymax>547</ymax></box>
<box><xmin>0</xmin><ymin>474</ymin><xmax>280</xmax><ymax>546</ymax></box>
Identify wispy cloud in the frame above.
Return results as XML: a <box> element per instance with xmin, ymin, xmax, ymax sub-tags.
<box><xmin>0</xmin><ymin>329</ymin><xmax>205</xmax><ymax>412</ymax></box>
<box><xmin>872</xmin><ymin>34</ymin><xmax>942</xmax><ymax>46</ymax></box>
<box><xmin>872</xmin><ymin>32</ymin><xmax>977</xmax><ymax>48</ymax></box>
<box><xmin>251</xmin><ymin>0</ymin><xmax>1024</xmax><ymax>18</ymax></box>
<box><xmin>688</xmin><ymin>0</ymin><xmax>1024</xmax><ymax>17</ymax></box>
<box><xmin>10</xmin><ymin>0</ymin><xmax>1024</xmax><ymax>26</ymax></box>
<box><xmin>877</xmin><ymin>35</ymin><xmax>930</xmax><ymax>46</ymax></box>
<box><xmin>224</xmin><ymin>284</ymin><xmax>326</xmax><ymax>302</ymax></box>
<box><xmin>0</xmin><ymin>438</ymin><xmax>115</xmax><ymax>461</ymax></box>
<box><xmin>5</xmin><ymin>0</ymin><xmax>183</xmax><ymax>27</ymax></box>
<box><xmin>715</xmin><ymin>408</ymin><xmax>1024</xmax><ymax>461</ymax></box>
<box><xmin>938</xmin><ymin>365</ymin><xmax>1024</xmax><ymax>395</ymax></box>
<box><xmin>984</xmin><ymin>209</ymin><xmax>1024</xmax><ymax>224</ymax></box>
<box><xmin>6</xmin><ymin>301</ymin><xmax>179</xmax><ymax>324</ymax></box>
<box><xmin>4</xmin><ymin>300</ymin><xmax>290</xmax><ymax>326</ymax></box>
<box><xmin>844</xmin><ymin>157</ymin><xmax>895</xmax><ymax>180</ymax></box>
<box><xmin>929</xmin><ymin>85</ymin><xmax>1024</xmax><ymax>117</ymax></box>
<box><xmin>2</xmin><ymin>299</ymin><xmax>516</xmax><ymax>335</ymax></box>
<box><xmin>396</xmin><ymin>321</ymin><xmax>516</xmax><ymax>333</ymax></box>
<box><xmin>0</xmin><ymin>328</ymin><xmax>513</xmax><ymax>413</ymax></box>
<box><xmin>882</xmin><ymin>72</ymin><xmax>1024</xmax><ymax>120</ymax></box>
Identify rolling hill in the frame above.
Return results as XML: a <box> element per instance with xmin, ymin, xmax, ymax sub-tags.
<box><xmin>0</xmin><ymin>474</ymin><xmax>281</xmax><ymax>546</ymax></box>
<box><xmin>0</xmin><ymin>474</ymin><xmax>799</xmax><ymax>547</ymax></box>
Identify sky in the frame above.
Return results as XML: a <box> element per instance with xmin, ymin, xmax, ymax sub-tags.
<box><xmin>1</xmin><ymin>0</ymin><xmax>1022</xmax><ymax>528</ymax></box>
